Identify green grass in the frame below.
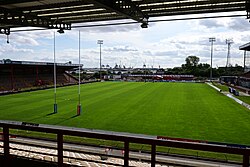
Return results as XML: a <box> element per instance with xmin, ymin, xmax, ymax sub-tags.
<box><xmin>212</xmin><ymin>82</ymin><xmax>229</xmax><ymax>91</ymax></box>
<box><xmin>212</xmin><ymin>82</ymin><xmax>250</xmax><ymax>105</ymax></box>
<box><xmin>0</xmin><ymin>82</ymin><xmax>250</xmax><ymax>146</ymax></box>
<box><xmin>236</xmin><ymin>96</ymin><xmax>250</xmax><ymax>105</ymax></box>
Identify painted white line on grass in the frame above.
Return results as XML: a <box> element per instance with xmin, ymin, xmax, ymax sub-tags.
<box><xmin>226</xmin><ymin>94</ymin><xmax>243</xmax><ymax>105</ymax></box>
<box><xmin>226</xmin><ymin>94</ymin><xmax>250</xmax><ymax>110</ymax></box>
<box><xmin>206</xmin><ymin>82</ymin><xmax>250</xmax><ymax>110</ymax></box>
<box><xmin>206</xmin><ymin>82</ymin><xmax>221</xmax><ymax>92</ymax></box>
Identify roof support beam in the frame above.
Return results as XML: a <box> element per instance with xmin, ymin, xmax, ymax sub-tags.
<box><xmin>92</xmin><ymin>0</ymin><xmax>147</xmax><ymax>22</ymax></box>
<box><xmin>247</xmin><ymin>0</ymin><xmax>250</xmax><ymax>19</ymax></box>
<box><xmin>0</xmin><ymin>8</ymin><xmax>71</xmax><ymax>31</ymax></box>
<box><xmin>19</xmin><ymin>1</ymin><xmax>94</xmax><ymax>13</ymax></box>
<box><xmin>0</xmin><ymin>0</ymin><xmax>35</xmax><ymax>6</ymax></box>
<box><xmin>145</xmin><ymin>3</ymin><xmax>245</xmax><ymax>18</ymax></box>
<box><xmin>0</xmin><ymin>0</ymin><xmax>246</xmax><ymax>29</ymax></box>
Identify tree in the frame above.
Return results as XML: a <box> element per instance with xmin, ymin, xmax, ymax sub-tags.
<box><xmin>185</xmin><ymin>56</ymin><xmax>200</xmax><ymax>67</ymax></box>
<box><xmin>163</xmin><ymin>55</ymin><xmax>243</xmax><ymax>78</ymax></box>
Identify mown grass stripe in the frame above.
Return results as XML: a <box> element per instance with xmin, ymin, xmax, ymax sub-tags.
<box><xmin>0</xmin><ymin>82</ymin><xmax>249</xmax><ymax>145</ymax></box>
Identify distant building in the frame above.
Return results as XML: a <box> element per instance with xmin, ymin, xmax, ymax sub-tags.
<box><xmin>220</xmin><ymin>76</ymin><xmax>238</xmax><ymax>85</ymax></box>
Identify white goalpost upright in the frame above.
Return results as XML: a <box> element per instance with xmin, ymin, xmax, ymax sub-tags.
<box><xmin>77</xmin><ymin>30</ymin><xmax>82</xmax><ymax>116</ymax></box>
<box><xmin>53</xmin><ymin>31</ymin><xmax>57</xmax><ymax>114</ymax></box>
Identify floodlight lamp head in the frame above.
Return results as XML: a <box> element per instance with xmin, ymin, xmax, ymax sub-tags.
<box><xmin>226</xmin><ymin>38</ymin><xmax>233</xmax><ymax>44</ymax></box>
<box><xmin>209</xmin><ymin>37</ymin><xmax>216</xmax><ymax>42</ymax></box>
<box><xmin>97</xmin><ymin>40</ymin><xmax>103</xmax><ymax>44</ymax></box>
<box><xmin>57</xmin><ymin>28</ymin><xmax>64</xmax><ymax>34</ymax></box>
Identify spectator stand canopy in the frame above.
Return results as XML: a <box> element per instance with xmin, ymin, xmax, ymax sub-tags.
<box><xmin>0</xmin><ymin>0</ymin><xmax>248</xmax><ymax>35</ymax></box>
<box><xmin>239</xmin><ymin>43</ymin><xmax>250</xmax><ymax>90</ymax></box>
<box><xmin>239</xmin><ymin>42</ymin><xmax>250</xmax><ymax>72</ymax></box>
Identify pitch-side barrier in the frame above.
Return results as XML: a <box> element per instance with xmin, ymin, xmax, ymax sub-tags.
<box><xmin>0</xmin><ymin>120</ymin><xmax>249</xmax><ymax>167</ymax></box>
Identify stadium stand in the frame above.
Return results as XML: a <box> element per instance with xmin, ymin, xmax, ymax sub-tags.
<box><xmin>0</xmin><ymin>142</ymin><xmax>170</xmax><ymax>167</ymax></box>
<box><xmin>0</xmin><ymin>0</ymin><xmax>249</xmax><ymax>166</ymax></box>
<box><xmin>124</xmin><ymin>74</ymin><xmax>194</xmax><ymax>82</ymax></box>
<box><xmin>0</xmin><ymin>121</ymin><xmax>248</xmax><ymax>167</ymax></box>
<box><xmin>0</xmin><ymin>60</ymin><xmax>80</xmax><ymax>92</ymax></box>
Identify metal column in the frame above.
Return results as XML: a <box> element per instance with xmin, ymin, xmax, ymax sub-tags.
<box><xmin>57</xmin><ymin>133</ymin><xmax>63</xmax><ymax>167</ymax></box>
<box><xmin>243</xmin><ymin>154</ymin><xmax>249</xmax><ymax>167</ymax></box>
<box><xmin>124</xmin><ymin>141</ymin><xmax>129</xmax><ymax>167</ymax></box>
<box><xmin>244</xmin><ymin>50</ymin><xmax>246</xmax><ymax>72</ymax></box>
<box><xmin>151</xmin><ymin>144</ymin><xmax>156</xmax><ymax>167</ymax></box>
<box><xmin>3</xmin><ymin>126</ymin><xmax>9</xmax><ymax>167</ymax></box>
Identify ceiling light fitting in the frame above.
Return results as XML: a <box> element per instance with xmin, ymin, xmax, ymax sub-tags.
<box><xmin>141</xmin><ymin>17</ymin><xmax>148</xmax><ymax>28</ymax></box>
<box><xmin>57</xmin><ymin>28</ymin><xmax>64</xmax><ymax>34</ymax></box>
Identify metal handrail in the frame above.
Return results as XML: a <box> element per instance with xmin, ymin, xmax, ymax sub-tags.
<box><xmin>0</xmin><ymin>120</ymin><xmax>249</xmax><ymax>167</ymax></box>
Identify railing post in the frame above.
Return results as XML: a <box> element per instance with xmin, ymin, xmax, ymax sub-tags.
<box><xmin>57</xmin><ymin>133</ymin><xmax>63</xmax><ymax>167</ymax></box>
<box><xmin>124</xmin><ymin>141</ymin><xmax>129</xmax><ymax>167</ymax></box>
<box><xmin>3</xmin><ymin>126</ymin><xmax>9</xmax><ymax>167</ymax></box>
<box><xmin>151</xmin><ymin>144</ymin><xmax>156</xmax><ymax>167</ymax></box>
<box><xmin>243</xmin><ymin>154</ymin><xmax>249</xmax><ymax>167</ymax></box>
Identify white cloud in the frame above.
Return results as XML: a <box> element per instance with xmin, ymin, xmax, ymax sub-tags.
<box><xmin>104</xmin><ymin>45</ymin><xmax>138</xmax><ymax>52</ymax></box>
<box><xmin>198</xmin><ymin>19</ymin><xmax>224</xmax><ymax>29</ymax></box>
<box><xmin>0</xmin><ymin>44</ymin><xmax>33</xmax><ymax>55</ymax></box>
<box><xmin>197</xmin><ymin>17</ymin><xmax>250</xmax><ymax>32</ymax></box>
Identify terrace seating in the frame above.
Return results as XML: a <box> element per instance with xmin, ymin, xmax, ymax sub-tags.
<box><xmin>0</xmin><ymin>75</ymin><xmax>12</xmax><ymax>91</ymax></box>
<box><xmin>0</xmin><ymin>142</ymin><xmax>170</xmax><ymax>167</ymax></box>
<box><xmin>0</xmin><ymin>72</ymin><xmax>75</xmax><ymax>92</ymax></box>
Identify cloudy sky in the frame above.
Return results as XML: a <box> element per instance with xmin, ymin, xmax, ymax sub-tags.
<box><xmin>0</xmin><ymin>11</ymin><xmax>250</xmax><ymax>68</ymax></box>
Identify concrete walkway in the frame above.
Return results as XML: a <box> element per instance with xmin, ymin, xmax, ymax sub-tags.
<box><xmin>207</xmin><ymin>82</ymin><xmax>250</xmax><ymax>110</ymax></box>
